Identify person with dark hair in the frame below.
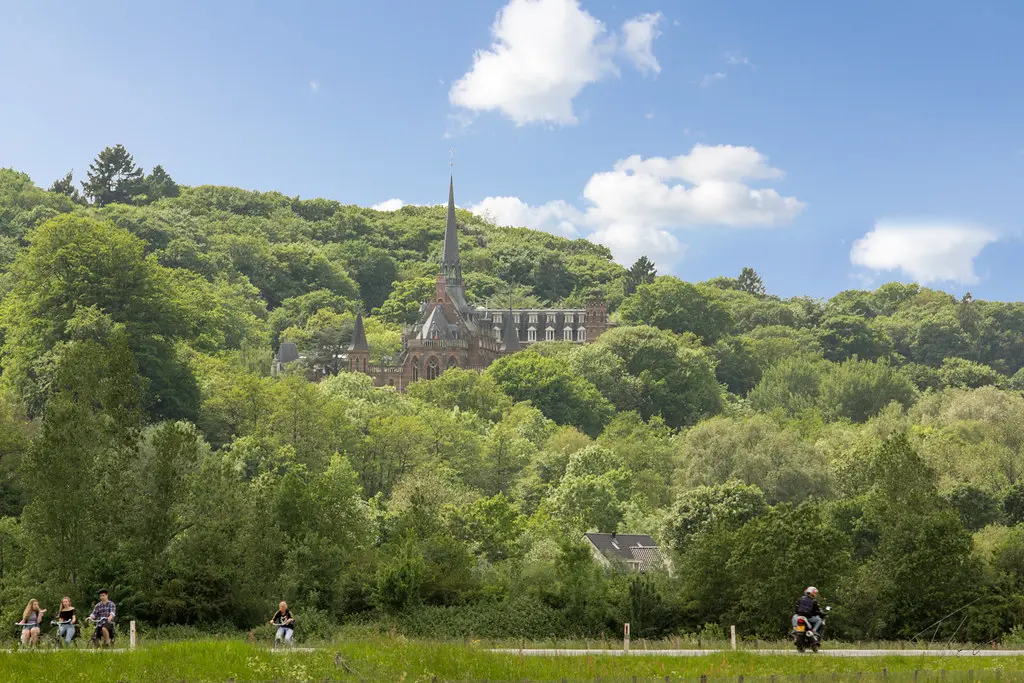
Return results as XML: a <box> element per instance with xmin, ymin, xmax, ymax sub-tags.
<box><xmin>88</xmin><ymin>590</ymin><xmax>116</xmax><ymax>646</ymax></box>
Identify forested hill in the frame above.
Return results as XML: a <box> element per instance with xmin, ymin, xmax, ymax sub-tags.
<box><xmin>4</xmin><ymin>147</ymin><xmax>1024</xmax><ymax>642</ymax></box>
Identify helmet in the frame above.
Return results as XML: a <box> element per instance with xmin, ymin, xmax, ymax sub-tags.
<box><xmin>805</xmin><ymin>586</ymin><xmax>818</xmax><ymax>596</ymax></box>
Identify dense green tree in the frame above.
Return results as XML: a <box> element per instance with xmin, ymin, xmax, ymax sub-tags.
<box><xmin>82</xmin><ymin>144</ymin><xmax>144</xmax><ymax>206</ymax></box>
<box><xmin>737</xmin><ymin>267</ymin><xmax>766</xmax><ymax>297</ymax></box>
<box><xmin>816</xmin><ymin>314</ymin><xmax>892</xmax><ymax>362</ymax></box>
<box><xmin>938</xmin><ymin>357</ymin><xmax>1004</xmax><ymax>389</ymax></box>
<box><xmin>486</xmin><ymin>349</ymin><xmax>612</xmax><ymax>437</ymax></box>
<box><xmin>49</xmin><ymin>170</ymin><xmax>83</xmax><ymax>204</ymax></box>
<box><xmin>661</xmin><ymin>481</ymin><xmax>767</xmax><ymax>552</ymax></box>
<box><xmin>0</xmin><ymin>215</ymin><xmax>195</xmax><ymax>419</ymax></box>
<box><xmin>591</xmin><ymin>326</ymin><xmax>724</xmax><ymax>428</ymax></box>
<box><xmin>140</xmin><ymin>165</ymin><xmax>180</xmax><ymax>203</ymax></box>
<box><xmin>624</xmin><ymin>255</ymin><xmax>657</xmax><ymax>295</ymax></box>
<box><xmin>818</xmin><ymin>359</ymin><xmax>917</xmax><ymax>423</ymax></box>
<box><xmin>618</xmin><ymin>276</ymin><xmax>733</xmax><ymax>343</ymax></box>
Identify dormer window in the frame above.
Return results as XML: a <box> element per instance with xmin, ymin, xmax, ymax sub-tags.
<box><xmin>564</xmin><ymin>327</ymin><xmax>573</xmax><ymax>341</ymax></box>
<box><xmin>545</xmin><ymin>326</ymin><xmax>555</xmax><ymax>341</ymax></box>
<box><xmin>527</xmin><ymin>326</ymin><xmax>537</xmax><ymax>342</ymax></box>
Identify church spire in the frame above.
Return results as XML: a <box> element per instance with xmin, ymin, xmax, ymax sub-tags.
<box><xmin>349</xmin><ymin>310</ymin><xmax>369</xmax><ymax>352</ymax></box>
<box><xmin>441</xmin><ymin>175</ymin><xmax>461</xmax><ymax>284</ymax></box>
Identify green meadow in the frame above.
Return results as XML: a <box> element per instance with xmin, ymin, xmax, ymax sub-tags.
<box><xmin>2</xmin><ymin>639</ymin><xmax>1023</xmax><ymax>682</ymax></box>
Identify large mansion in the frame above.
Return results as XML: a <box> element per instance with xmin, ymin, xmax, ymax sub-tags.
<box><xmin>276</xmin><ymin>177</ymin><xmax>611</xmax><ymax>390</ymax></box>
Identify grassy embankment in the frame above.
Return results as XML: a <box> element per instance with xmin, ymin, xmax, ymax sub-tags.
<box><xmin>2</xmin><ymin>639</ymin><xmax>1024</xmax><ymax>682</ymax></box>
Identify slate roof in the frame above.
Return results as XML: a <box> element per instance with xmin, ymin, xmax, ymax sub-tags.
<box><xmin>349</xmin><ymin>312</ymin><xmax>369</xmax><ymax>351</ymax></box>
<box><xmin>584</xmin><ymin>532</ymin><xmax>665</xmax><ymax>572</ymax></box>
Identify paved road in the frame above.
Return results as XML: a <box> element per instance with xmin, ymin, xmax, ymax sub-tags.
<box><xmin>490</xmin><ymin>648</ymin><xmax>1024</xmax><ymax>658</ymax></box>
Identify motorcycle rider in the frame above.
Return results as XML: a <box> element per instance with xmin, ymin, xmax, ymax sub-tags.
<box><xmin>793</xmin><ymin>586</ymin><xmax>825</xmax><ymax>636</ymax></box>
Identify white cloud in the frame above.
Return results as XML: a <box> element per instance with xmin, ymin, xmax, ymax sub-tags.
<box><xmin>469</xmin><ymin>196</ymin><xmax>584</xmax><ymax>238</ymax></box>
<box><xmin>309</xmin><ymin>80</ymin><xmax>320</xmax><ymax>93</ymax></box>
<box><xmin>449</xmin><ymin>0</ymin><xmax>661</xmax><ymax>126</ymax></box>
<box><xmin>372</xmin><ymin>199</ymin><xmax>405</xmax><ymax>212</ymax></box>
<box><xmin>726</xmin><ymin>51</ymin><xmax>751</xmax><ymax>66</ymax></box>
<box><xmin>621</xmin><ymin>12</ymin><xmax>662</xmax><ymax>75</ymax></box>
<box><xmin>469</xmin><ymin>144</ymin><xmax>804</xmax><ymax>269</ymax></box>
<box><xmin>850</xmin><ymin>222</ymin><xmax>997</xmax><ymax>285</ymax></box>
<box><xmin>699</xmin><ymin>72</ymin><xmax>726</xmax><ymax>88</ymax></box>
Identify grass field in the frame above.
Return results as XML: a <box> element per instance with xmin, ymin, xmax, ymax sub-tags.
<box><xmin>3</xmin><ymin>639</ymin><xmax>1024</xmax><ymax>682</ymax></box>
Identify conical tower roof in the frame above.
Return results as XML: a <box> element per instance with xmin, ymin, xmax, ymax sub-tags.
<box><xmin>349</xmin><ymin>311</ymin><xmax>369</xmax><ymax>352</ymax></box>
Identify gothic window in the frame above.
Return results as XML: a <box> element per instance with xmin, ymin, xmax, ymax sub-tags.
<box><xmin>527</xmin><ymin>326</ymin><xmax>537</xmax><ymax>342</ymax></box>
<box><xmin>545</xmin><ymin>326</ymin><xmax>555</xmax><ymax>341</ymax></box>
<box><xmin>528</xmin><ymin>313</ymin><xmax>539</xmax><ymax>324</ymax></box>
<box><xmin>447</xmin><ymin>356</ymin><xmax>458</xmax><ymax>369</ymax></box>
<box><xmin>430</xmin><ymin>327</ymin><xmax>439</xmax><ymax>340</ymax></box>
<box><xmin>427</xmin><ymin>356</ymin><xmax>440</xmax><ymax>380</ymax></box>
<box><xmin>564</xmin><ymin>327</ymin><xmax>573</xmax><ymax>341</ymax></box>
<box><xmin>577</xmin><ymin>327</ymin><xmax>587</xmax><ymax>342</ymax></box>
<box><xmin>412</xmin><ymin>357</ymin><xmax>420</xmax><ymax>382</ymax></box>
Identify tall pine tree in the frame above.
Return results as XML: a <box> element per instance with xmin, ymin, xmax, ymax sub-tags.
<box><xmin>624</xmin><ymin>255</ymin><xmax>657</xmax><ymax>295</ymax></box>
<box><xmin>49</xmin><ymin>170</ymin><xmax>83</xmax><ymax>204</ymax></box>
<box><xmin>81</xmin><ymin>144</ymin><xmax>143</xmax><ymax>206</ymax></box>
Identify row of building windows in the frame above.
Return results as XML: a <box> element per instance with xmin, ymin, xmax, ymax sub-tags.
<box><xmin>494</xmin><ymin>326</ymin><xmax>587</xmax><ymax>342</ymax></box>
<box><xmin>493</xmin><ymin>312</ymin><xmax>584</xmax><ymax>325</ymax></box>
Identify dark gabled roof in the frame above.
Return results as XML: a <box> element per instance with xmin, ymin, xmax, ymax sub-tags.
<box><xmin>584</xmin><ymin>533</ymin><xmax>662</xmax><ymax>568</ymax></box>
<box><xmin>276</xmin><ymin>341</ymin><xmax>299</xmax><ymax>364</ymax></box>
<box><xmin>417</xmin><ymin>305</ymin><xmax>453</xmax><ymax>341</ymax></box>
<box><xmin>349</xmin><ymin>311</ymin><xmax>369</xmax><ymax>352</ymax></box>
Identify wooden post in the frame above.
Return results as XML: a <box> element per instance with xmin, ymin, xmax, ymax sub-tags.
<box><xmin>623</xmin><ymin>623</ymin><xmax>630</xmax><ymax>653</ymax></box>
<box><xmin>730</xmin><ymin>624</ymin><xmax>736</xmax><ymax>650</ymax></box>
<box><xmin>129</xmin><ymin>620</ymin><xmax>136</xmax><ymax>650</ymax></box>
<box><xmin>643</xmin><ymin>638</ymin><xmax>648</xmax><ymax>651</ymax></box>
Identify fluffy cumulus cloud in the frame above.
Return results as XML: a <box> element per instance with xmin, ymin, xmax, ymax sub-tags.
<box><xmin>468</xmin><ymin>196</ymin><xmax>584</xmax><ymax>238</ymax></box>
<box><xmin>469</xmin><ymin>144</ymin><xmax>805</xmax><ymax>268</ymax></box>
<box><xmin>371</xmin><ymin>198</ymin><xmax>405</xmax><ymax>212</ymax></box>
<box><xmin>449</xmin><ymin>0</ymin><xmax>662</xmax><ymax>125</ymax></box>
<box><xmin>850</xmin><ymin>222</ymin><xmax>998</xmax><ymax>285</ymax></box>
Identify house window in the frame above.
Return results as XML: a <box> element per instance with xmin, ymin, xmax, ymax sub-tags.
<box><xmin>565</xmin><ymin>313</ymin><xmax>575</xmax><ymax>324</ymax></box>
<box><xmin>426</xmin><ymin>356</ymin><xmax>440</xmax><ymax>380</ymax></box>
<box><xmin>546</xmin><ymin>313</ymin><xmax>556</xmax><ymax>324</ymax></box>
<box><xmin>564</xmin><ymin>327</ymin><xmax>573</xmax><ymax>341</ymax></box>
<box><xmin>528</xmin><ymin>313</ymin><xmax>538</xmax><ymax>324</ymax></box>
<box><xmin>577</xmin><ymin>327</ymin><xmax>587</xmax><ymax>342</ymax></box>
<box><xmin>494</xmin><ymin>326</ymin><xmax>501</xmax><ymax>340</ymax></box>
<box><xmin>513</xmin><ymin>314</ymin><xmax>521</xmax><ymax>324</ymax></box>
<box><xmin>545</xmin><ymin>326</ymin><xmax>555</xmax><ymax>341</ymax></box>
<box><xmin>527</xmin><ymin>327</ymin><xmax>537</xmax><ymax>342</ymax></box>
<box><xmin>494</xmin><ymin>313</ymin><xmax>503</xmax><ymax>324</ymax></box>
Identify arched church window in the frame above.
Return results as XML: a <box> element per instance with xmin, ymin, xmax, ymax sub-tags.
<box><xmin>427</xmin><ymin>356</ymin><xmax>440</xmax><ymax>380</ymax></box>
<box><xmin>447</xmin><ymin>356</ymin><xmax>458</xmax><ymax>370</ymax></box>
<box><xmin>412</xmin><ymin>357</ymin><xmax>420</xmax><ymax>381</ymax></box>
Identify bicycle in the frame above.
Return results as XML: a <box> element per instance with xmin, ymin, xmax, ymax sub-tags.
<box><xmin>13</xmin><ymin>621</ymin><xmax>43</xmax><ymax>650</ymax></box>
<box><xmin>85</xmin><ymin>616</ymin><xmax>116</xmax><ymax>648</ymax></box>
<box><xmin>48</xmin><ymin>619</ymin><xmax>80</xmax><ymax>648</ymax></box>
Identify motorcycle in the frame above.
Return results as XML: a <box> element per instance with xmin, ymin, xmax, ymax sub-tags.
<box><xmin>792</xmin><ymin>605</ymin><xmax>830</xmax><ymax>652</ymax></box>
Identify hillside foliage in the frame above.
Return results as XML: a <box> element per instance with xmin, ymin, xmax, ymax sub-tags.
<box><xmin>1</xmin><ymin>149</ymin><xmax>1024</xmax><ymax>641</ymax></box>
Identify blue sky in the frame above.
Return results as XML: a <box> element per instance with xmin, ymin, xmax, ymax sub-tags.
<box><xmin>3</xmin><ymin>0</ymin><xmax>1024</xmax><ymax>300</ymax></box>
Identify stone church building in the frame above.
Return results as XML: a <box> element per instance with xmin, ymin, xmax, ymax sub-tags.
<box><xmin>278</xmin><ymin>177</ymin><xmax>611</xmax><ymax>389</ymax></box>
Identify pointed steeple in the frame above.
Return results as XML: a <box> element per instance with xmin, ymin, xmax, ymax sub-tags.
<box><xmin>500</xmin><ymin>307</ymin><xmax>520</xmax><ymax>352</ymax></box>
<box><xmin>349</xmin><ymin>310</ymin><xmax>369</xmax><ymax>352</ymax></box>
<box><xmin>441</xmin><ymin>175</ymin><xmax>461</xmax><ymax>284</ymax></box>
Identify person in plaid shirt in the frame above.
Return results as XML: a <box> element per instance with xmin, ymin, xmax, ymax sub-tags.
<box><xmin>88</xmin><ymin>590</ymin><xmax>116</xmax><ymax>645</ymax></box>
